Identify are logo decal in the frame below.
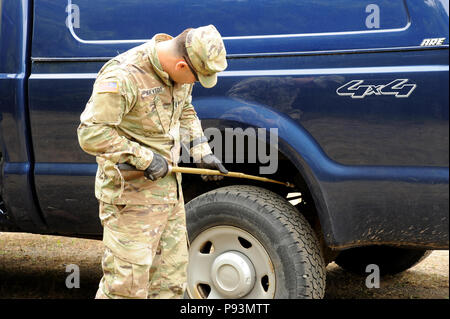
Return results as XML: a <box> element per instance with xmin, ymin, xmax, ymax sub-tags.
<box><xmin>420</xmin><ymin>38</ymin><xmax>446</xmax><ymax>46</ymax></box>
<box><xmin>336</xmin><ymin>79</ymin><xmax>417</xmax><ymax>99</ymax></box>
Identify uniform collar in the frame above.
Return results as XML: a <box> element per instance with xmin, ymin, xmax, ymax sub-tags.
<box><xmin>147</xmin><ymin>33</ymin><xmax>174</xmax><ymax>87</ymax></box>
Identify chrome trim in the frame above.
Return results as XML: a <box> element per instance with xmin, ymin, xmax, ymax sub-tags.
<box><xmin>29</xmin><ymin>65</ymin><xmax>448</xmax><ymax>80</ymax></box>
<box><xmin>31</xmin><ymin>45</ymin><xmax>449</xmax><ymax>62</ymax></box>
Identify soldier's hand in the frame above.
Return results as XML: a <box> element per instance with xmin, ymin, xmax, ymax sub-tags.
<box><xmin>144</xmin><ymin>153</ymin><xmax>169</xmax><ymax>181</ymax></box>
<box><xmin>196</xmin><ymin>154</ymin><xmax>228</xmax><ymax>181</ymax></box>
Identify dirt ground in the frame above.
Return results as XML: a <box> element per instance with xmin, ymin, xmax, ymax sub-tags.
<box><xmin>0</xmin><ymin>232</ymin><xmax>448</xmax><ymax>299</ymax></box>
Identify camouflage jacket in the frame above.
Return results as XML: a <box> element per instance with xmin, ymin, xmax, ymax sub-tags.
<box><xmin>77</xmin><ymin>33</ymin><xmax>212</xmax><ymax>205</ymax></box>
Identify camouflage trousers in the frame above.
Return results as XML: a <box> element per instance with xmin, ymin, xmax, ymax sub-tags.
<box><xmin>95</xmin><ymin>198</ymin><xmax>189</xmax><ymax>299</ymax></box>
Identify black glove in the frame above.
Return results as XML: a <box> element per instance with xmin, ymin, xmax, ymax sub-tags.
<box><xmin>196</xmin><ymin>154</ymin><xmax>228</xmax><ymax>181</ymax></box>
<box><xmin>144</xmin><ymin>153</ymin><xmax>169</xmax><ymax>181</ymax></box>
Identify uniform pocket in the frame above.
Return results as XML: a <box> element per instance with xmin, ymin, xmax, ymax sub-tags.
<box><xmin>128</xmin><ymin>96</ymin><xmax>164</xmax><ymax>134</ymax></box>
<box><xmin>102</xmin><ymin>247</ymin><xmax>150</xmax><ymax>298</ymax></box>
<box><xmin>102</xmin><ymin>204</ymin><xmax>170</xmax><ymax>265</ymax></box>
<box><xmin>99</xmin><ymin>202</ymin><xmax>126</xmax><ymax>227</ymax></box>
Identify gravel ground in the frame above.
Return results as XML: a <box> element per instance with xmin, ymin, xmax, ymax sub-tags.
<box><xmin>0</xmin><ymin>232</ymin><xmax>448</xmax><ymax>299</ymax></box>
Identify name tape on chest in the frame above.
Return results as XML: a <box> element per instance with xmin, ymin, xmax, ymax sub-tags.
<box><xmin>141</xmin><ymin>86</ymin><xmax>164</xmax><ymax>98</ymax></box>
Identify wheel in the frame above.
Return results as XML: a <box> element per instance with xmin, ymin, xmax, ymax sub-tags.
<box><xmin>335</xmin><ymin>246</ymin><xmax>432</xmax><ymax>276</ymax></box>
<box><xmin>185</xmin><ymin>185</ymin><xmax>326</xmax><ymax>299</ymax></box>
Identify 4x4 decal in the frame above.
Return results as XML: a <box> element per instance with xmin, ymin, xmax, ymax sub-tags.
<box><xmin>336</xmin><ymin>79</ymin><xmax>416</xmax><ymax>99</ymax></box>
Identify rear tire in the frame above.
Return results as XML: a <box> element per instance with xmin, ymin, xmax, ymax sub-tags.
<box><xmin>335</xmin><ymin>246</ymin><xmax>432</xmax><ymax>276</ymax></box>
<box><xmin>185</xmin><ymin>185</ymin><xmax>326</xmax><ymax>299</ymax></box>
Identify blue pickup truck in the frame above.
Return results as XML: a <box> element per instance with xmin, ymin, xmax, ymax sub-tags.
<box><xmin>1</xmin><ymin>0</ymin><xmax>448</xmax><ymax>299</ymax></box>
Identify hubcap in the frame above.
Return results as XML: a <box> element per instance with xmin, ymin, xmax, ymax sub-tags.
<box><xmin>211</xmin><ymin>251</ymin><xmax>255</xmax><ymax>298</ymax></box>
<box><xmin>187</xmin><ymin>226</ymin><xmax>276</xmax><ymax>299</ymax></box>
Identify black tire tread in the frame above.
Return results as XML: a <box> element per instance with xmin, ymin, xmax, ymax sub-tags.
<box><xmin>186</xmin><ymin>185</ymin><xmax>326</xmax><ymax>299</ymax></box>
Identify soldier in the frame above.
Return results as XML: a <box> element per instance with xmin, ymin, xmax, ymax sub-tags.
<box><xmin>77</xmin><ymin>25</ymin><xmax>228</xmax><ymax>299</ymax></box>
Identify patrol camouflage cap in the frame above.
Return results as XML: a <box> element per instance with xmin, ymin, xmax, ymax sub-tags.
<box><xmin>185</xmin><ymin>25</ymin><xmax>227</xmax><ymax>88</ymax></box>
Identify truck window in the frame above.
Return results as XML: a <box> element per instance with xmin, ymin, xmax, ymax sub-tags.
<box><xmin>71</xmin><ymin>0</ymin><xmax>408</xmax><ymax>40</ymax></box>
<box><xmin>33</xmin><ymin>0</ymin><xmax>416</xmax><ymax>58</ymax></box>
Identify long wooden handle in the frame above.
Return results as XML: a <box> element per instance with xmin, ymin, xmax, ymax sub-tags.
<box><xmin>117</xmin><ymin>163</ymin><xmax>294</xmax><ymax>188</ymax></box>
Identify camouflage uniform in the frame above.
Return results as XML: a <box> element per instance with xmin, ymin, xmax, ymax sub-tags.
<box><xmin>77</xmin><ymin>25</ymin><xmax>227</xmax><ymax>299</ymax></box>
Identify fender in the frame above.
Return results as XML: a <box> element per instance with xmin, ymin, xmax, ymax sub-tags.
<box><xmin>193</xmin><ymin>96</ymin><xmax>337</xmax><ymax>244</ymax></box>
<box><xmin>193</xmin><ymin>97</ymin><xmax>449</xmax><ymax>248</ymax></box>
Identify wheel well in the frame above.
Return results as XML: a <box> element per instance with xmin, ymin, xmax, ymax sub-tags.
<box><xmin>182</xmin><ymin>150</ymin><xmax>310</xmax><ymax>204</ymax></box>
<box><xmin>181</xmin><ymin>148</ymin><xmax>336</xmax><ymax>261</ymax></box>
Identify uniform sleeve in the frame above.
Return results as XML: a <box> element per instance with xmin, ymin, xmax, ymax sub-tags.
<box><xmin>179</xmin><ymin>86</ymin><xmax>212</xmax><ymax>162</ymax></box>
<box><xmin>77</xmin><ymin>71</ymin><xmax>154</xmax><ymax>170</ymax></box>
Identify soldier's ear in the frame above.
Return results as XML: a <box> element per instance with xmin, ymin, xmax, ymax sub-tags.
<box><xmin>174</xmin><ymin>60</ymin><xmax>188</xmax><ymax>72</ymax></box>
